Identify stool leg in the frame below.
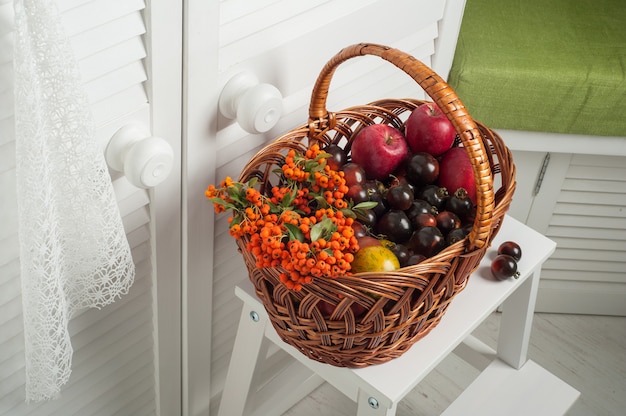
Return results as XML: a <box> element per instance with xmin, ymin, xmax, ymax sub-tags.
<box><xmin>496</xmin><ymin>267</ymin><xmax>542</xmax><ymax>369</ymax></box>
<box><xmin>217</xmin><ymin>303</ymin><xmax>268</xmax><ymax>416</ymax></box>
<box><xmin>356</xmin><ymin>389</ymin><xmax>397</xmax><ymax>416</ymax></box>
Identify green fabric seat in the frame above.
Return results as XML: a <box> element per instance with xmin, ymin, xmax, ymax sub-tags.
<box><xmin>448</xmin><ymin>0</ymin><xmax>626</xmax><ymax>137</ymax></box>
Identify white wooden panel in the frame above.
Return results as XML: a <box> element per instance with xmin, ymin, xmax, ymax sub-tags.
<box><xmin>219</xmin><ymin>0</ymin><xmax>382</xmax><ymax>71</ymax></box>
<box><xmin>60</xmin><ymin>0</ymin><xmax>145</xmax><ymax>35</ymax></box>
<box><xmin>536</xmin><ymin>279</ymin><xmax>626</xmax><ymax>316</ymax></box>
<box><xmin>527</xmin><ymin>152</ymin><xmax>626</xmax><ymax>315</ymax></box>
<box><xmin>70</xmin><ymin>12</ymin><xmax>146</xmax><ymax>60</ymax></box>
<box><xmin>0</xmin><ymin>0</ymin><xmax>163</xmax><ymax>414</ymax></box>
<box><xmin>219</xmin><ymin>0</ymin><xmax>329</xmax><ymax>46</ymax></box>
<box><xmin>219</xmin><ymin>0</ymin><xmax>281</xmax><ymax>24</ymax></box>
<box><xmin>79</xmin><ymin>36</ymin><xmax>147</xmax><ymax>82</ymax></box>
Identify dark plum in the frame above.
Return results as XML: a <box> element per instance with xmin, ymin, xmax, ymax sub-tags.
<box><xmin>406</xmin><ymin>199</ymin><xmax>438</xmax><ymax>219</ymax></box>
<box><xmin>356</xmin><ymin>209</ymin><xmax>377</xmax><ymax>230</ymax></box>
<box><xmin>342</xmin><ymin>162</ymin><xmax>367</xmax><ymax>186</ymax></box>
<box><xmin>416</xmin><ymin>185</ymin><xmax>449</xmax><ymax>211</ymax></box>
<box><xmin>346</xmin><ymin>184</ymin><xmax>369</xmax><ymax>204</ymax></box>
<box><xmin>412</xmin><ymin>213</ymin><xmax>437</xmax><ymax>228</ymax></box>
<box><xmin>436</xmin><ymin>211</ymin><xmax>462</xmax><ymax>235</ymax></box>
<box><xmin>351</xmin><ymin>221</ymin><xmax>368</xmax><ymax>239</ymax></box>
<box><xmin>390</xmin><ymin>243</ymin><xmax>411</xmax><ymax>267</ymax></box>
<box><xmin>405</xmin><ymin>253</ymin><xmax>427</xmax><ymax>266</ymax></box>
<box><xmin>491</xmin><ymin>254</ymin><xmax>520</xmax><ymax>280</ymax></box>
<box><xmin>408</xmin><ymin>226</ymin><xmax>445</xmax><ymax>257</ymax></box>
<box><xmin>323</xmin><ymin>144</ymin><xmax>348</xmax><ymax>171</ymax></box>
<box><xmin>445</xmin><ymin>227</ymin><xmax>469</xmax><ymax>245</ymax></box>
<box><xmin>405</xmin><ymin>152</ymin><xmax>440</xmax><ymax>186</ymax></box>
<box><xmin>386</xmin><ymin>183</ymin><xmax>414</xmax><ymax>211</ymax></box>
<box><xmin>497</xmin><ymin>241</ymin><xmax>522</xmax><ymax>262</ymax></box>
<box><xmin>445</xmin><ymin>187</ymin><xmax>475</xmax><ymax>221</ymax></box>
<box><xmin>376</xmin><ymin>210</ymin><xmax>413</xmax><ymax>243</ymax></box>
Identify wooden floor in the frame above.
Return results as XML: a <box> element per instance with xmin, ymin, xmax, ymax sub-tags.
<box><xmin>282</xmin><ymin>312</ymin><xmax>626</xmax><ymax>416</ymax></box>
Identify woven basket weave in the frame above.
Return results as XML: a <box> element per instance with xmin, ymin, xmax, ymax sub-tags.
<box><xmin>236</xmin><ymin>43</ymin><xmax>516</xmax><ymax>368</ymax></box>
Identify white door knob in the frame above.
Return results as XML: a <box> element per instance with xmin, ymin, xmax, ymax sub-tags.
<box><xmin>218</xmin><ymin>71</ymin><xmax>283</xmax><ymax>134</ymax></box>
<box><xmin>105</xmin><ymin>124</ymin><xmax>174</xmax><ymax>189</ymax></box>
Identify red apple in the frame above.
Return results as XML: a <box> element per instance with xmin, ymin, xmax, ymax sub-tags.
<box><xmin>405</xmin><ymin>103</ymin><xmax>456</xmax><ymax>156</ymax></box>
<box><xmin>350</xmin><ymin>124</ymin><xmax>408</xmax><ymax>180</ymax></box>
<box><xmin>437</xmin><ymin>147</ymin><xmax>477</xmax><ymax>205</ymax></box>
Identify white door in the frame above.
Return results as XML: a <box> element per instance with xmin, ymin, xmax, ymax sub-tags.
<box><xmin>0</xmin><ymin>1</ymin><xmax>182</xmax><ymax>415</ymax></box>
<box><xmin>1</xmin><ymin>1</ymin><xmax>465</xmax><ymax>414</ymax></box>
<box><xmin>182</xmin><ymin>1</ymin><xmax>464</xmax><ymax>414</ymax></box>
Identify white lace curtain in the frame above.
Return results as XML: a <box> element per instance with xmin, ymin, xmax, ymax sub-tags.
<box><xmin>14</xmin><ymin>0</ymin><xmax>135</xmax><ymax>402</ymax></box>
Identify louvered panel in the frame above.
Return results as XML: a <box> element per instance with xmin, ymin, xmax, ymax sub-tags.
<box><xmin>0</xmin><ymin>0</ymin><xmax>158</xmax><ymax>413</ymax></box>
<box><xmin>0</xmin><ymin>141</ymin><xmax>15</xmax><ymax>172</ymax></box>
<box><xmin>0</xmin><ymin>2</ymin><xmax>14</xmax><ymax>70</ymax></box>
<box><xmin>551</xmin><ymin>236</ymin><xmax>626</xmax><ymax>252</ymax></box>
<box><xmin>561</xmin><ymin>177</ymin><xmax>626</xmax><ymax>193</ymax></box>
<box><xmin>0</xmin><ymin>90</ymin><xmax>12</xmax><ymax>120</ymax></box>
<box><xmin>57</xmin><ymin>0</ymin><xmax>91</xmax><ymax>9</ymax></box>
<box><xmin>0</xmin><ymin>272</ymin><xmax>20</xmax><ymax>315</ymax></box>
<box><xmin>536</xmin><ymin>153</ymin><xmax>626</xmax><ymax>315</ymax></box>
<box><xmin>70</xmin><ymin>12</ymin><xmax>146</xmax><ymax>60</ymax></box>
<box><xmin>553</xmin><ymin>202</ymin><xmax>625</xmax><ymax>217</ymax></box>
<box><xmin>107</xmin><ymin>378</ymin><xmax>155</xmax><ymax>416</ymax></box>
<box><xmin>546</xmin><ymin>258</ymin><xmax>623</xmax><ymax>275</ymax></box>
<box><xmin>0</xmin><ymin>172</ymin><xmax>17</xmax><ymax>241</ymax></box>
<box><xmin>219</xmin><ymin>0</ymin><xmax>328</xmax><ymax>47</ymax></box>
<box><xmin>218</xmin><ymin>0</ymin><xmax>441</xmax><ymax>101</ymax></box>
<box><xmin>219</xmin><ymin>0</ymin><xmax>379</xmax><ymax>71</ymax></box>
<box><xmin>86</xmin><ymin>368</ymin><xmax>155</xmax><ymax>416</ymax></box>
<box><xmin>549</xmin><ymin>213</ymin><xmax>626</xmax><ymax>230</ymax></box>
<box><xmin>536</xmin><ymin>278</ymin><xmax>626</xmax><ymax>316</ymax></box>
<box><xmin>91</xmin><ymin>86</ymin><xmax>149</xmax><ymax>128</ymax></box>
<box><xmin>84</xmin><ymin>61</ymin><xmax>148</xmax><ymax>104</ymax></box>
<box><xmin>60</xmin><ymin>0</ymin><xmax>145</xmax><ymax>36</ymax></box>
<box><xmin>79</xmin><ymin>37</ymin><xmax>146</xmax><ymax>83</ymax></box>
<box><xmin>0</xmin><ymin>234</ymin><xmax>19</xmax><ymax>269</ymax></box>
<box><xmin>558</xmin><ymin>190</ymin><xmax>626</xmax><ymax>206</ymax></box>
<box><xmin>547</xmin><ymin>224</ymin><xmax>625</xmax><ymax>240</ymax></box>
<box><xmin>220</xmin><ymin>0</ymin><xmax>282</xmax><ymax>24</ymax></box>
<box><xmin>542</xmin><ymin>269</ymin><xmax>623</xmax><ymax>284</ymax></box>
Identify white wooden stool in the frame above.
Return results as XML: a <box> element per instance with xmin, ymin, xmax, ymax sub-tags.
<box><xmin>218</xmin><ymin>216</ymin><xmax>580</xmax><ymax>416</ymax></box>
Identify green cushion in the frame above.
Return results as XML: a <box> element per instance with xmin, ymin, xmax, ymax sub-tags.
<box><xmin>448</xmin><ymin>0</ymin><xmax>626</xmax><ymax>137</ymax></box>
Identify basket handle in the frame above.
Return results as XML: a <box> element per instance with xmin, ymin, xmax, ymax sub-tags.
<box><xmin>308</xmin><ymin>43</ymin><xmax>495</xmax><ymax>251</ymax></box>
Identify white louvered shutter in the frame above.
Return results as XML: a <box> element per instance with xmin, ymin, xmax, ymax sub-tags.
<box><xmin>526</xmin><ymin>153</ymin><xmax>626</xmax><ymax>316</ymax></box>
<box><xmin>181</xmin><ymin>1</ymin><xmax>451</xmax><ymax>413</ymax></box>
<box><xmin>0</xmin><ymin>0</ymin><xmax>182</xmax><ymax>414</ymax></box>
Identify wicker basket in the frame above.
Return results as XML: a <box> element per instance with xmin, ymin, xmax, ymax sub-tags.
<box><xmin>236</xmin><ymin>43</ymin><xmax>516</xmax><ymax>368</ymax></box>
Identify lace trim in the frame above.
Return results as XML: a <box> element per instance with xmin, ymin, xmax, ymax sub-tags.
<box><xmin>14</xmin><ymin>0</ymin><xmax>135</xmax><ymax>402</ymax></box>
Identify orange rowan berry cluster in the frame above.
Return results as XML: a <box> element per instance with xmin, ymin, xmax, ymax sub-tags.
<box><xmin>206</xmin><ymin>144</ymin><xmax>360</xmax><ymax>291</ymax></box>
<box><xmin>278</xmin><ymin>209</ymin><xmax>358</xmax><ymax>290</ymax></box>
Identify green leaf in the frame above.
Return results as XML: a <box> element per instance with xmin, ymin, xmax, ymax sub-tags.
<box><xmin>341</xmin><ymin>208</ymin><xmax>356</xmax><ymax>219</ymax></box>
<box><xmin>310</xmin><ymin>217</ymin><xmax>336</xmax><ymax>242</ymax></box>
<box><xmin>280</xmin><ymin>188</ymin><xmax>297</xmax><ymax>207</ymax></box>
<box><xmin>284</xmin><ymin>223</ymin><xmax>304</xmax><ymax>242</ymax></box>
<box><xmin>304</xmin><ymin>159</ymin><xmax>321</xmax><ymax>172</ymax></box>
<box><xmin>208</xmin><ymin>197</ymin><xmax>238</xmax><ymax>211</ymax></box>
<box><xmin>226</xmin><ymin>185</ymin><xmax>245</xmax><ymax>205</ymax></box>
<box><xmin>314</xmin><ymin>195</ymin><xmax>329</xmax><ymax>208</ymax></box>
<box><xmin>352</xmin><ymin>201</ymin><xmax>379</xmax><ymax>210</ymax></box>
<box><xmin>315</xmin><ymin>151</ymin><xmax>332</xmax><ymax>161</ymax></box>
<box><xmin>267</xmin><ymin>200</ymin><xmax>281</xmax><ymax>213</ymax></box>
<box><xmin>247</xmin><ymin>177</ymin><xmax>259</xmax><ymax>188</ymax></box>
